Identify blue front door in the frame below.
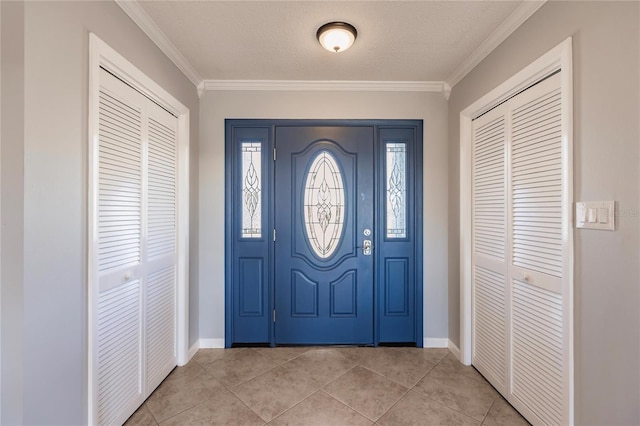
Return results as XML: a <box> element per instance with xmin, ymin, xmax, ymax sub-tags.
<box><xmin>225</xmin><ymin>120</ymin><xmax>423</xmax><ymax>348</ymax></box>
<box><xmin>274</xmin><ymin>126</ymin><xmax>374</xmax><ymax>344</ymax></box>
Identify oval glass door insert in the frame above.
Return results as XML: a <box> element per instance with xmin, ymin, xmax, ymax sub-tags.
<box><xmin>303</xmin><ymin>150</ymin><xmax>345</xmax><ymax>258</ymax></box>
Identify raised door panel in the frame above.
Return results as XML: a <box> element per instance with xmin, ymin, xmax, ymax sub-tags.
<box><xmin>330</xmin><ymin>270</ymin><xmax>357</xmax><ymax>317</ymax></box>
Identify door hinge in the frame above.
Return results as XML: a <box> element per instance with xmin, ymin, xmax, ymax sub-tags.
<box><xmin>272</xmin><ymin>309</ymin><xmax>276</xmax><ymax>322</ymax></box>
<box><xmin>273</xmin><ymin>228</ymin><xmax>276</xmax><ymax>242</ymax></box>
<box><xmin>273</xmin><ymin>147</ymin><xmax>276</xmax><ymax>161</ymax></box>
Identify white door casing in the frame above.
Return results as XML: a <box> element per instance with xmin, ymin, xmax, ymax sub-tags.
<box><xmin>461</xmin><ymin>38</ymin><xmax>573</xmax><ymax>425</ymax></box>
<box><xmin>88</xmin><ymin>34</ymin><xmax>190</xmax><ymax>425</ymax></box>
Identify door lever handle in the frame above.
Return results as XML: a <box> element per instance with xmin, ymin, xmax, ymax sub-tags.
<box><xmin>356</xmin><ymin>239</ymin><xmax>372</xmax><ymax>255</ymax></box>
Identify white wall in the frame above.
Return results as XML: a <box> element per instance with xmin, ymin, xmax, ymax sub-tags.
<box><xmin>199</xmin><ymin>90</ymin><xmax>449</xmax><ymax>344</ymax></box>
<box><xmin>447</xmin><ymin>1</ymin><xmax>640</xmax><ymax>424</ymax></box>
<box><xmin>0</xmin><ymin>1</ymin><xmax>200</xmax><ymax>424</ymax></box>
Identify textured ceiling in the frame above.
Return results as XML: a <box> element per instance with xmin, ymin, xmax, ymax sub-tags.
<box><xmin>139</xmin><ymin>1</ymin><xmax>523</xmax><ymax>81</ymax></box>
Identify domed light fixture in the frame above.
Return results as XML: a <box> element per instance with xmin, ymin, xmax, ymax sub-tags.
<box><xmin>316</xmin><ymin>22</ymin><xmax>357</xmax><ymax>53</ymax></box>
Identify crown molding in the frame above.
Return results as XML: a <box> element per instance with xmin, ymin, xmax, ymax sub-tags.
<box><xmin>442</xmin><ymin>82</ymin><xmax>452</xmax><ymax>101</ymax></box>
<box><xmin>115</xmin><ymin>0</ymin><xmax>202</xmax><ymax>87</ymax></box>
<box><xmin>201</xmin><ymin>80</ymin><xmax>447</xmax><ymax>94</ymax></box>
<box><xmin>445</xmin><ymin>0</ymin><xmax>547</xmax><ymax>90</ymax></box>
<box><xmin>196</xmin><ymin>81</ymin><xmax>205</xmax><ymax>98</ymax></box>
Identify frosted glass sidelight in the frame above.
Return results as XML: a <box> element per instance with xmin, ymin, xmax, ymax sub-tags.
<box><xmin>304</xmin><ymin>150</ymin><xmax>345</xmax><ymax>258</ymax></box>
<box><xmin>241</xmin><ymin>142</ymin><xmax>262</xmax><ymax>238</ymax></box>
<box><xmin>386</xmin><ymin>143</ymin><xmax>407</xmax><ymax>238</ymax></box>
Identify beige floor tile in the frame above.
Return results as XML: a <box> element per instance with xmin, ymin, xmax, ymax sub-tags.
<box><xmin>323</xmin><ymin>366</ymin><xmax>408</xmax><ymax>422</ymax></box>
<box><xmin>192</xmin><ymin>347</ymin><xmax>248</xmax><ymax>365</ymax></box>
<box><xmin>434</xmin><ymin>353</ymin><xmax>486</xmax><ymax>382</ymax></box>
<box><xmin>124</xmin><ymin>404</ymin><xmax>158</xmax><ymax>426</ymax></box>
<box><xmin>333</xmin><ymin>346</ymin><xmax>376</xmax><ymax>364</ymax></box>
<box><xmin>159</xmin><ymin>389</ymin><xmax>264</xmax><ymax>426</ymax></box>
<box><xmin>269</xmin><ymin>391</ymin><xmax>373</xmax><ymax>426</ymax></box>
<box><xmin>358</xmin><ymin>347</ymin><xmax>439</xmax><ymax>387</ymax></box>
<box><xmin>482</xmin><ymin>396</ymin><xmax>530</xmax><ymax>426</ymax></box>
<box><xmin>133</xmin><ymin>347</ymin><xmax>532</xmax><ymax>426</ymax></box>
<box><xmin>145</xmin><ymin>363</ymin><xmax>225</xmax><ymax>422</ymax></box>
<box><xmin>377</xmin><ymin>390</ymin><xmax>480</xmax><ymax>426</ymax></box>
<box><xmin>147</xmin><ymin>382</ymin><xmax>223</xmax><ymax>422</ymax></box>
<box><xmin>413</xmin><ymin>366</ymin><xmax>498</xmax><ymax>421</ymax></box>
<box><xmin>280</xmin><ymin>348</ymin><xmax>357</xmax><ymax>387</ymax></box>
<box><xmin>251</xmin><ymin>346</ymin><xmax>312</xmax><ymax>364</ymax></box>
<box><xmin>201</xmin><ymin>349</ymin><xmax>279</xmax><ymax>388</ymax></box>
<box><xmin>232</xmin><ymin>366</ymin><xmax>318</xmax><ymax>422</ymax></box>
<box><xmin>148</xmin><ymin>363</ymin><xmax>222</xmax><ymax>401</ymax></box>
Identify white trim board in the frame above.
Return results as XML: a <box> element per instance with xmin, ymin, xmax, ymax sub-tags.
<box><xmin>423</xmin><ymin>338</ymin><xmax>449</xmax><ymax>348</ymax></box>
<box><xmin>459</xmin><ymin>37</ymin><xmax>573</xmax><ymax>423</ymax></box>
<box><xmin>448</xmin><ymin>340</ymin><xmax>460</xmax><ymax>360</ymax></box>
<box><xmin>199</xmin><ymin>338</ymin><xmax>225</xmax><ymax>349</ymax></box>
<box><xmin>200</xmin><ymin>79</ymin><xmax>447</xmax><ymax>94</ymax></box>
<box><xmin>87</xmin><ymin>33</ymin><xmax>191</xmax><ymax>425</ymax></box>
<box><xmin>446</xmin><ymin>1</ymin><xmax>546</xmax><ymax>88</ymax></box>
<box><xmin>188</xmin><ymin>341</ymin><xmax>200</xmax><ymax>362</ymax></box>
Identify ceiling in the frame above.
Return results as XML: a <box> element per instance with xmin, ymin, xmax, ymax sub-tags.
<box><xmin>122</xmin><ymin>1</ymin><xmax>543</xmax><ymax>89</ymax></box>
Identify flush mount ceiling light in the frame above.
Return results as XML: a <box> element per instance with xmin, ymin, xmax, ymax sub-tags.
<box><xmin>316</xmin><ymin>22</ymin><xmax>357</xmax><ymax>53</ymax></box>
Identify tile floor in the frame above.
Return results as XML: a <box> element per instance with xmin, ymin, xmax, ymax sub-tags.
<box><xmin>125</xmin><ymin>347</ymin><xmax>529</xmax><ymax>425</ymax></box>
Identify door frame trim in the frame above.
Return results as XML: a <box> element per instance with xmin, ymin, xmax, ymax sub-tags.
<box><xmin>458</xmin><ymin>37</ymin><xmax>573</xmax><ymax>421</ymax></box>
<box><xmin>87</xmin><ymin>33</ymin><xmax>190</xmax><ymax>425</ymax></box>
<box><xmin>225</xmin><ymin>119</ymin><xmax>423</xmax><ymax>347</ymax></box>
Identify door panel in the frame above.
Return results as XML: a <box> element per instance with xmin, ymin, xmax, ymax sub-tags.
<box><xmin>376</xmin><ymin>128</ymin><xmax>419</xmax><ymax>343</ymax></box>
<box><xmin>275</xmin><ymin>126</ymin><xmax>374</xmax><ymax>344</ymax></box>
<box><xmin>229</xmin><ymin>126</ymin><xmax>272</xmax><ymax>344</ymax></box>
<box><xmin>471</xmin><ymin>103</ymin><xmax>509</xmax><ymax>393</ymax></box>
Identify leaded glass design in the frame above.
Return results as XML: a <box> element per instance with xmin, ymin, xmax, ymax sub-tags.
<box><xmin>241</xmin><ymin>142</ymin><xmax>261</xmax><ymax>238</ymax></box>
<box><xmin>386</xmin><ymin>142</ymin><xmax>407</xmax><ymax>238</ymax></box>
<box><xmin>304</xmin><ymin>150</ymin><xmax>345</xmax><ymax>258</ymax></box>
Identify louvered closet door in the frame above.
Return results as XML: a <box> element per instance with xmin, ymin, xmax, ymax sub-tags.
<box><xmin>508</xmin><ymin>72</ymin><xmax>569</xmax><ymax>425</ymax></box>
<box><xmin>144</xmin><ymin>101</ymin><xmax>178</xmax><ymax>393</ymax></box>
<box><xmin>471</xmin><ymin>103</ymin><xmax>509</xmax><ymax>394</ymax></box>
<box><xmin>96</xmin><ymin>69</ymin><xmax>178</xmax><ymax>426</ymax></box>
<box><xmin>472</xmin><ymin>71</ymin><xmax>569</xmax><ymax>426</ymax></box>
<box><xmin>97</xmin><ymin>70</ymin><xmax>146</xmax><ymax>426</ymax></box>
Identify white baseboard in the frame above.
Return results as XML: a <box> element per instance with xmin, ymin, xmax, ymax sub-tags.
<box><xmin>423</xmin><ymin>338</ymin><xmax>449</xmax><ymax>348</ymax></box>
<box><xmin>188</xmin><ymin>340</ymin><xmax>200</xmax><ymax>361</ymax></box>
<box><xmin>448</xmin><ymin>339</ymin><xmax>461</xmax><ymax>360</ymax></box>
<box><xmin>199</xmin><ymin>338</ymin><xmax>225</xmax><ymax>349</ymax></box>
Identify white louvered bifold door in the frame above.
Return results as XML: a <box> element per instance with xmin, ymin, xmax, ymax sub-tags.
<box><xmin>472</xmin><ymin>72</ymin><xmax>570</xmax><ymax>426</ymax></box>
<box><xmin>95</xmin><ymin>69</ymin><xmax>178</xmax><ymax>426</ymax></box>
<box><xmin>96</xmin><ymin>70</ymin><xmax>146</xmax><ymax>426</ymax></box>
<box><xmin>145</xmin><ymin>101</ymin><xmax>178</xmax><ymax>393</ymax></box>
<box><xmin>471</xmin><ymin>104</ymin><xmax>509</xmax><ymax>394</ymax></box>
<box><xmin>508</xmin><ymin>72</ymin><xmax>569</xmax><ymax>426</ymax></box>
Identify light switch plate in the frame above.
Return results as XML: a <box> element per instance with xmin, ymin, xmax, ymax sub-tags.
<box><xmin>576</xmin><ymin>201</ymin><xmax>615</xmax><ymax>231</ymax></box>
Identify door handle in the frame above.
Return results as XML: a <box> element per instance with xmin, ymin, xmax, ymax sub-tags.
<box><xmin>356</xmin><ymin>239</ymin><xmax>372</xmax><ymax>256</ymax></box>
